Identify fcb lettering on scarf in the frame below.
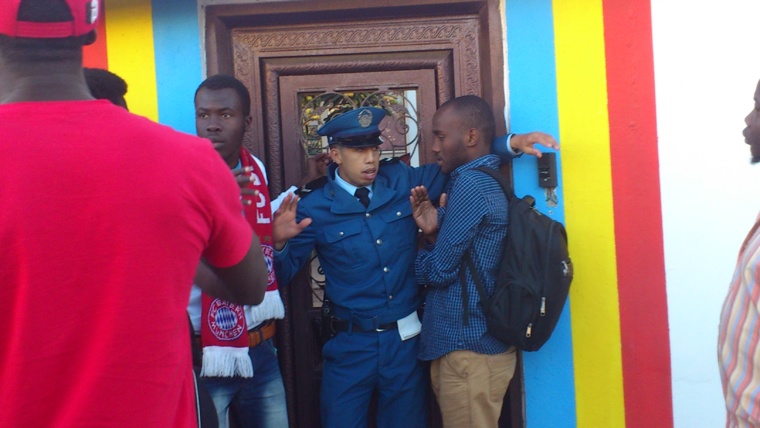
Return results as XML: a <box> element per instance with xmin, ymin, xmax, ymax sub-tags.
<box><xmin>200</xmin><ymin>147</ymin><xmax>285</xmax><ymax>378</ymax></box>
<box><xmin>239</xmin><ymin>148</ymin><xmax>284</xmax><ymax>324</ymax></box>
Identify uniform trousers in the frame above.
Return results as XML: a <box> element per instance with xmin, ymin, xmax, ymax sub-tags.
<box><xmin>430</xmin><ymin>348</ymin><xmax>517</xmax><ymax>428</ymax></box>
<box><xmin>320</xmin><ymin>329</ymin><xmax>427</xmax><ymax>428</ymax></box>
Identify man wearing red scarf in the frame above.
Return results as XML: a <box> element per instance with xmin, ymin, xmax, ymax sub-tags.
<box><xmin>188</xmin><ymin>74</ymin><xmax>327</xmax><ymax>428</ymax></box>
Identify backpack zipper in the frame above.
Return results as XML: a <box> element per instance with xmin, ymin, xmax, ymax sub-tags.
<box><xmin>539</xmin><ymin>222</ymin><xmax>556</xmax><ymax>319</ymax></box>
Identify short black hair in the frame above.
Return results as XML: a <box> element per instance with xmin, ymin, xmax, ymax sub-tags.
<box><xmin>194</xmin><ymin>74</ymin><xmax>251</xmax><ymax>117</ymax></box>
<box><xmin>440</xmin><ymin>95</ymin><xmax>496</xmax><ymax>144</ymax></box>
<box><xmin>0</xmin><ymin>0</ymin><xmax>92</xmax><ymax>64</ymax></box>
<box><xmin>84</xmin><ymin>68</ymin><xmax>128</xmax><ymax>106</ymax></box>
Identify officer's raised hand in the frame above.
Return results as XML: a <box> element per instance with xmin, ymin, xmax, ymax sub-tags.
<box><xmin>273</xmin><ymin>193</ymin><xmax>312</xmax><ymax>250</ymax></box>
<box><xmin>509</xmin><ymin>131</ymin><xmax>559</xmax><ymax>158</ymax></box>
<box><xmin>410</xmin><ymin>185</ymin><xmax>446</xmax><ymax>244</ymax></box>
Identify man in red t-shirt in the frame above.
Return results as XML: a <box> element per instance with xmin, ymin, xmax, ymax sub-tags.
<box><xmin>0</xmin><ymin>1</ymin><xmax>269</xmax><ymax>427</ymax></box>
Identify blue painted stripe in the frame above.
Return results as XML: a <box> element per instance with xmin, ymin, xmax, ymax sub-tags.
<box><xmin>506</xmin><ymin>1</ymin><xmax>577</xmax><ymax>426</ymax></box>
<box><xmin>152</xmin><ymin>0</ymin><xmax>203</xmax><ymax>134</ymax></box>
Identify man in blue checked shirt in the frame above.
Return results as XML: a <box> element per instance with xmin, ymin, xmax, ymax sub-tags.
<box><xmin>273</xmin><ymin>105</ymin><xmax>557</xmax><ymax>428</ymax></box>
<box><xmin>411</xmin><ymin>95</ymin><xmax>524</xmax><ymax>427</ymax></box>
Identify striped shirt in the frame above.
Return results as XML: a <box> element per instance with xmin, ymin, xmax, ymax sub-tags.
<box><xmin>416</xmin><ymin>154</ymin><xmax>510</xmax><ymax>360</ymax></box>
<box><xmin>718</xmin><ymin>216</ymin><xmax>760</xmax><ymax>427</ymax></box>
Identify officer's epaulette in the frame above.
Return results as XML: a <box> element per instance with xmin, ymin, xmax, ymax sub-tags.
<box><xmin>295</xmin><ymin>176</ymin><xmax>328</xmax><ymax>198</ymax></box>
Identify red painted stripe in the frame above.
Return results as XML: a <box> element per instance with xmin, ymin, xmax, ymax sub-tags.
<box><xmin>83</xmin><ymin>0</ymin><xmax>108</xmax><ymax>69</ymax></box>
<box><xmin>602</xmin><ymin>1</ymin><xmax>674</xmax><ymax>426</ymax></box>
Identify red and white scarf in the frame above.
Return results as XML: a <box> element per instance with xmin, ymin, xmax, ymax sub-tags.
<box><xmin>200</xmin><ymin>148</ymin><xmax>285</xmax><ymax>378</ymax></box>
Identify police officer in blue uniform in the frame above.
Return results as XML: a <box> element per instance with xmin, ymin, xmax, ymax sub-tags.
<box><xmin>273</xmin><ymin>107</ymin><xmax>557</xmax><ymax>428</ymax></box>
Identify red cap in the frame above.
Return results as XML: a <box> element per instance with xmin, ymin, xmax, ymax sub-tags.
<box><xmin>0</xmin><ymin>0</ymin><xmax>99</xmax><ymax>38</ymax></box>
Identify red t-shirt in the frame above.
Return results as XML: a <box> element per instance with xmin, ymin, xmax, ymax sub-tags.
<box><xmin>0</xmin><ymin>100</ymin><xmax>253</xmax><ymax>427</ymax></box>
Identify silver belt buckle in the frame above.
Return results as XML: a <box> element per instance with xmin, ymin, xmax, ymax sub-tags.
<box><xmin>373</xmin><ymin>319</ymin><xmax>389</xmax><ymax>332</ymax></box>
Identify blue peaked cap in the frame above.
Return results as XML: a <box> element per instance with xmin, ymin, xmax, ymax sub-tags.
<box><xmin>318</xmin><ymin>107</ymin><xmax>386</xmax><ymax>147</ymax></box>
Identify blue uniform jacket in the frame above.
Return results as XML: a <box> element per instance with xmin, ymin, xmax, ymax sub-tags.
<box><xmin>274</xmin><ymin>159</ymin><xmax>447</xmax><ymax>329</ymax></box>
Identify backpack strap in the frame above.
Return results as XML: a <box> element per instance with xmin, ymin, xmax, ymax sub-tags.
<box><xmin>461</xmin><ymin>252</ymin><xmax>495</xmax><ymax>326</ymax></box>
<box><xmin>474</xmin><ymin>166</ymin><xmax>515</xmax><ymax>200</ymax></box>
<box><xmin>459</xmin><ymin>257</ymin><xmax>470</xmax><ymax>326</ymax></box>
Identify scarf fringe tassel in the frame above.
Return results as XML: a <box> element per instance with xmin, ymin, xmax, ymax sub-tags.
<box><xmin>200</xmin><ymin>346</ymin><xmax>253</xmax><ymax>378</ymax></box>
<box><xmin>248</xmin><ymin>290</ymin><xmax>285</xmax><ymax>326</ymax></box>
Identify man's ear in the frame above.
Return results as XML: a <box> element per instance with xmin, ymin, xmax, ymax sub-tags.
<box><xmin>244</xmin><ymin>115</ymin><xmax>253</xmax><ymax>131</ymax></box>
<box><xmin>465</xmin><ymin>128</ymin><xmax>479</xmax><ymax>147</ymax></box>
<box><xmin>329</xmin><ymin>146</ymin><xmax>342</xmax><ymax>165</ymax></box>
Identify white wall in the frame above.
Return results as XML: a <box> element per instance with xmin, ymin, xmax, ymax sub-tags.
<box><xmin>652</xmin><ymin>1</ymin><xmax>760</xmax><ymax>426</ymax></box>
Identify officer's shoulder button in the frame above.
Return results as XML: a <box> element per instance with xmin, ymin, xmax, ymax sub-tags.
<box><xmin>295</xmin><ymin>176</ymin><xmax>328</xmax><ymax>198</ymax></box>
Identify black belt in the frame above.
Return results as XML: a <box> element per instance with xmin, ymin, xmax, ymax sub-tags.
<box><xmin>331</xmin><ymin>319</ymin><xmax>398</xmax><ymax>333</ymax></box>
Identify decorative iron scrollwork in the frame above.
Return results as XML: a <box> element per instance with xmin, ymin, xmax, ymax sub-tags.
<box><xmin>299</xmin><ymin>89</ymin><xmax>420</xmax><ymax>159</ymax></box>
<box><xmin>308</xmin><ymin>252</ymin><xmax>326</xmax><ymax>305</ymax></box>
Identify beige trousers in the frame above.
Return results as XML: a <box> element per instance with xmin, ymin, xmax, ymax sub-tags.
<box><xmin>430</xmin><ymin>348</ymin><xmax>517</xmax><ymax>428</ymax></box>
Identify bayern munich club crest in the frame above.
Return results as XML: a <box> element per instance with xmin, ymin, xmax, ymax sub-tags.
<box><xmin>207</xmin><ymin>299</ymin><xmax>246</xmax><ymax>341</ymax></box>
<box><xmin>262</xmin><ymin>244</ymin><xmax>275</xmax><ymax>286</ymax></box>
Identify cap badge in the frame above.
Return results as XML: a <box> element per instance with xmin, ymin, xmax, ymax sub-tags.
<box><xmin>358</xmin><ymin>109</ymin><xmax>373</xmax><ymax>128</ymax></box>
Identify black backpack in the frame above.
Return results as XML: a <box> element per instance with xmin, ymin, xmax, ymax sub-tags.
<box><xmin>461</xmin><ymin>166</ymin><xmax>573</xmax><ymax>351</ymax></box>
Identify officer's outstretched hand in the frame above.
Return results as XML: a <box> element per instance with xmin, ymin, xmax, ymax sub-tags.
<box><xmin>510</xmin><ymin>131</ymin><xmax>559</xmax><ymax>158</ymax></box>
<box><xmin>273</xmin><ymin>193</ymin><xmax>312</xmax><ymax>251</ymax></box>
<box><xmin>410</xmin><ymin>186</ymin><xmax>445</xmax><ymax>245</ymax></box>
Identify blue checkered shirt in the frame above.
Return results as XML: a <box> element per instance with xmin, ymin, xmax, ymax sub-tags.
<box><xmin>416</xmin><ymin>154</ymin><xmax>510</xmax><ymax>360</ymax></box>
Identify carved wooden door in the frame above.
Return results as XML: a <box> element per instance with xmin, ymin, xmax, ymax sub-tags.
<box><xmin>204</xmin><ymin>1</ymin><xmax>521</xmax><ymax>427</ymax></box>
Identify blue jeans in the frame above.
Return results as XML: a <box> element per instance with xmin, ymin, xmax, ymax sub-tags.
<box><xmin>201</xmin><ymin>339</ymin><xmax>289</xmax><ymax>428</ymax></box>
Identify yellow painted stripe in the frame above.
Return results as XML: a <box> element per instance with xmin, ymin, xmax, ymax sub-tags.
<box><xmin>103</xmin><ymin>0</ymin><xmax>158</xmax><ymax>121</ymax></box>
<box><xmin>552</xmin><ymin>1</ymin><xmax>626</xmax><ymax>426</ymax></box>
